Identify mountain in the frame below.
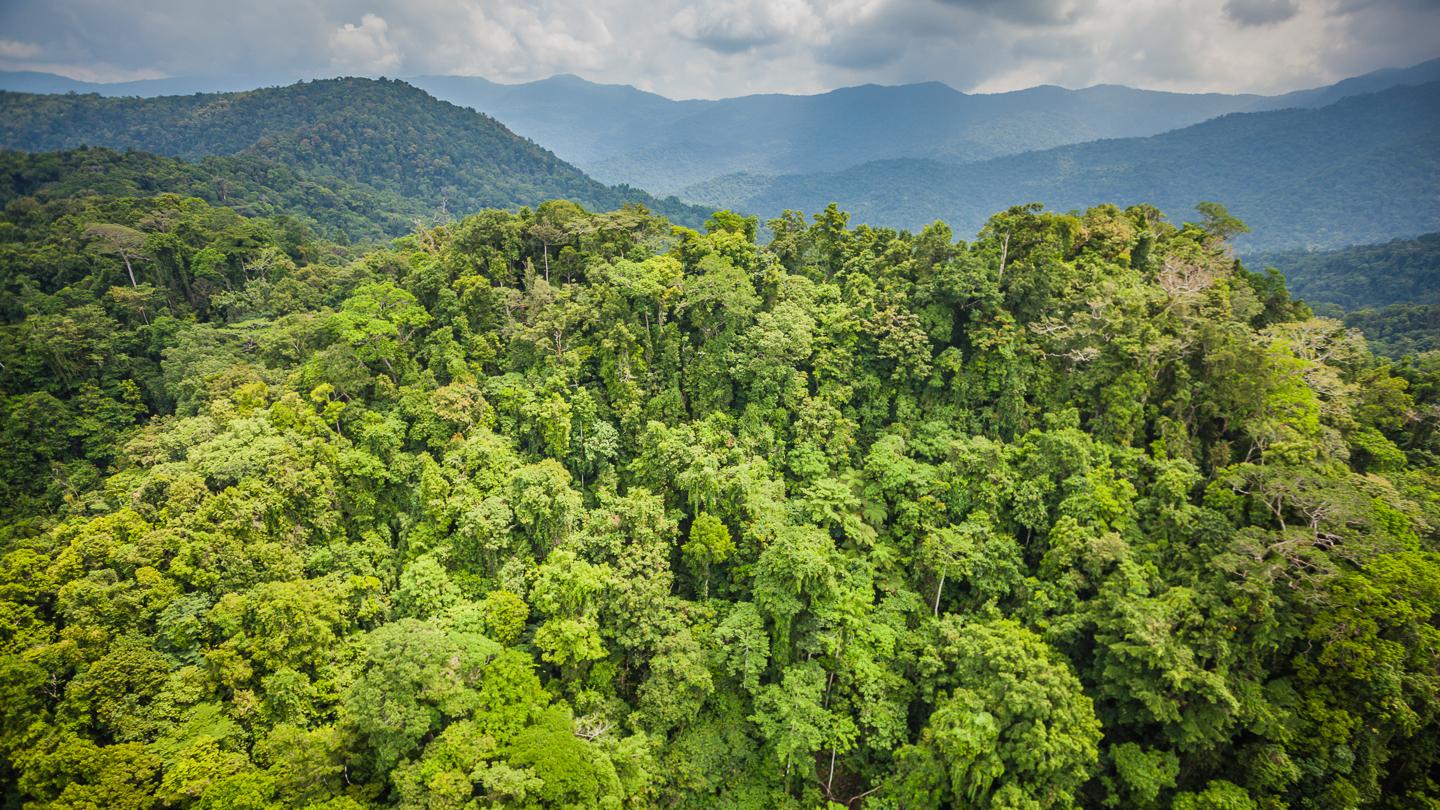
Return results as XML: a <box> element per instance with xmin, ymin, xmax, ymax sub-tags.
<box><xmin>0</xmin><ymin>77</ymin><xmax>708</xmax><ymax>231</ymax></box>
<box><xmin>681</xmin><ymin>82</ymin><xmax>1440</xmax><ymax>251</ymax></box>
<box><xmin>406</xmin><ymin>58</ymin><xmax>1440</xmax><ymax>194</ymax></box>
<box><xmin>0</xmin><ymin>147</ymin><xmax>430</xmax><ymax>242</ymax></box>
<box><xmin>1253</xmin><ymin>56</ymin><xmax>1440</xmax><ymax>110</ymax></box>
<box><xmin>409</xmin><ymin>74</ymin><xmax>1263</xmax><ymax>194</ymax></box>
<box><xmin>1245</xmin><ymin>232</ymin><xmax>1440</xmax><ymax>357</ymax></box>
<box><xmin>5</xmin><ymin>59</ymin><xmax>1436</xmax><ymax>200</ymax></box>
<box><xmin>0</xmin><ymin>70</ymin><xmax>300</xmax><ymax>97</ymax></box>
<box><xmin>1248</xmin><ymin>231</ymin><xmax>1440</xmax><ymax>312</ymax></box>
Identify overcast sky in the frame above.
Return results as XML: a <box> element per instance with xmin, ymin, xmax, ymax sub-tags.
<box><xmin>0</xmin><ymin>0</ymin><xmax>1436</xmax><ymax>98</ymax></box>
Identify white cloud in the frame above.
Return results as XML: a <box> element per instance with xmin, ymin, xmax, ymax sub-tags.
<box><xmin>0</xmin><ymin>0</ymin><xmax>1435</xmax><ymax>97</ymax></box>
<box><xmin>671</xmin><ymin>0</ymin><xmax>821</xmax><ymax>54</ymax></box>
<box><xmin>0</xmin><ymin>39</ymin><xmax>43</xmax><ymax>59</ymax></box>
<box><xmin>329</xmin><ymin>13</ymin><xmax>402</xmax><ymax>74</ymax></box>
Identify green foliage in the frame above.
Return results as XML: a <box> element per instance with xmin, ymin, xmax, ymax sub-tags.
<box><xmin>3</xmin><ymin>187</ymin><xmax>1439</xmax><ymax>810</ymax></box>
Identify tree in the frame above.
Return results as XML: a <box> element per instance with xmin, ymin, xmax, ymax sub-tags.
<box><xmin>330</xmin><ymin>281</ymin><xmax>432</xmax><ymax>379</ymax></box>
<box><xmin>683</xmin><ymin>512</ymin><xmax>734</xmax><ymax>598</ymax></box>
<box><xmin>85</xmin><ymin>223</ymin><xmax>149</xmax><ymax>288</ymax></box>
<box><xmin>1193</xmin><ymin>201</ymin><xmax>1250</xmax><ymax>246</ymax></box>
<box><xmin>341</xmin><ymin>620</ymin><xmax>501</xmax><ymax>773</ymax></box>
<box><xmin>898</xmin><ymin>618</ymin><xmax>1101</xmax><ymax>809</ymax></box>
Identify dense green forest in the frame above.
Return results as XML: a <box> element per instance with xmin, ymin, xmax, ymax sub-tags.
<box><xmin>3</xmin><ymin>176</ymin><xmax>1440</xmax><ymax>809</ymax></box>
<box><xmin>0</xmin><ymin>147</ymin><xmax>428</xmax><ymax>243</ymax></box>
<box><xmin>1342</xmin><ymin>305</ymin><xmax>1440</xmax><ymax>357</ymax></box>
<box><xmin>680</xmin><ymin>82</ymin><xmax>1440</xmax><ymax>252</ymax></box>
<box><xmin>0</xmin><ymin>79</ymin><xmax>708</xmax><ymax>231</ymax></box>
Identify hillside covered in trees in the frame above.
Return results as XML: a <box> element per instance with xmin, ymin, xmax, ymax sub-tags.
<box><xmin>1249</xmin><ymin>232</ymin><xmax>1440</xmax><ymax>357</ymax></box>
<box><xmin>1249</xmin><ymin>232</ymin><xmax>1440</xmax><ymax>312</ymax></box>
<box><xmin>0</xmin><ymin>78</ymin><xmax>707</xmax><ymax>233</ymax></box>
<box><xmin>681</xmin><ymin>82</ymin><xmax>1440</xmax><ymax>252</ymax></box>
<box><xmin>0</xmin><ymin>147</ymin><xmax>430</xmax><ymax>243</ymax></box>
<box><xmin>2</xmin><ymin>178</ymin><xmax>1439</xmax><ymax>810</ymax></box>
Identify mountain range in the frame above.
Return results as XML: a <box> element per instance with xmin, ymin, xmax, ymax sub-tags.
<box><xmin>407</xmin><ymin>58</ymin><xmax>1440</xmax><ymax>194</ymax></box>
<box><xmin>7</xmin><ymin>58</ymin><xmax>1438</xmax><ymax>198</ymax></box>
<box><xmin>0</xmin><ymin>77</ymin><xmax>707</xmax><ymax>238</ymax></box>
<box><xmin>1</xmin><ymin>60</ymin><xmax>1438</xmax><ymax>251</ymax></box>
<box><xmin>683</xmin><ymin>81</ymin><xmax>1440</xmax><ymax>251</ymax></box>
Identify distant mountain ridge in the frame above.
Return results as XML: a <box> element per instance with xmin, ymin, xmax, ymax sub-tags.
<box><xmin>680</xmin><ymin>82</ymin><xmax>1440</xmax><ymax>251</ymax></box>
<box><xmin>5</xmin><ymin>58</ymin><xmax>1437</xmax><ymax>198</ymax></box>
<box><xmin>0</xmin><ymin>77</ymin><xmax>708</xmax><ymax>231</ymax></box>
<box><xmin>405</xmin><ymin>58</ymin><xmax>1440</xmax><ymax>194</ymax></box>
<box><xmin>0</xmin><ymin>70</ymin><xmax>301</xmax><ymax>97</ymax></box>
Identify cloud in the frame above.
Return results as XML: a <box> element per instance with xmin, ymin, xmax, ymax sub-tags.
<box><xmin>1224</xmin><ymin>0</ymin><xmax>1300</xmax><ymax>26</ymax></box>
<box><xmin>330</xmin><ymin>14</ymin><xmax>402</xmax><ymax>73</ymax></box>
<box><xmin>934</xmin><ymin>0</ymin><xmax>1096</xmax><ymax>25</ymax></box>
<box><xmin>0</xmin><ymin>0</ymin><xmax>1436</xmax><ymax>98</ymax></box>
<box><xmin>671</xmin><ymin>0</ymin><xmax>818</xmax><ymax>54</ymax></box>
<box><xmin>0</xmin><ymin>39</ymin><xmax>42</xmax><ymax>60</ymax></box>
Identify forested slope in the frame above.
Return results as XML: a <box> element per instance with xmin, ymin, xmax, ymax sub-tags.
<box><xmin>683</xmin><ymin>82</ymin><xmax>1440</xmax><ymax>251</ymax></box>
<box><xmin>1250</xmin><ymin>233</ymin><xmax>1440</xmax><ymax>356</ymax></box>
<box><xmin>0</xmin><ymin>147</ymin><xmax>430</xmax><ymax>242</ymax></box>
<box><xmin>1249</xmin><ymin>232</ymin><xmax>1440</xmax><ymax>311</ymax></box>
<box><xmin>0</xmin><ymin>78</ymin><xmax>708</xmax><ymax>229</ymax></box>
<box><xmin>2</xmin><ymin>188</ymin><xmax>1439</xmax><ymax>808</ymax></box>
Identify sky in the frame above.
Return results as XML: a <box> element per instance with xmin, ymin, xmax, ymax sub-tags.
<box><xmin>0</xmin><ymin>0</ymin><xmax>1437</xmax><ymax>99</ymax></box>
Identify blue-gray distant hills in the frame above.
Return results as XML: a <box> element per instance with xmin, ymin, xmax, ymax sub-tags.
<box><xmin>682</xmin><ymin>82</ymin><xmax>1440</xmax><ymax>251</ymax></box>
<box><xmin>8</xmin><ymin>58</ymin><xmax>1438</xmax><ymax>198</ymax></box>
<box><xmin>408</xmin><ymin>58</ymin><xmax>1440</xmax><ymax>194</ymax></box>
<box><xmin>2</xmin><ymin>60</ymin><xmax>1437</xmax><ymax>250</ymax></box>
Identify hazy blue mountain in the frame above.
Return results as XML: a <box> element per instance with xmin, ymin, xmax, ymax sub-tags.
<box><xmin>410</xmin><ymin>75</ymin><xmax>1263</xmax><ymax>193</ymax></box>
<box><xmin>5</xmin><ymin>58</ymin><xmax>1436</xmax><ymax>199</ymax></box>
<box><xmin>0</xmin><ymin>77</ymin><xmax>708</xmax><ymax>228</ymax></box>
<box><xmin>0</xmin><ymin>70</ymin><xmax>303</xmax><ymax>96</ymax></box>
<box><xmin>407</xmin><ymin>58</ymin><xmax>1440</xmax><ymax>194</ymax></box>
<box><xmin>681</xmin><ymin>82</ymin><xmax>1440</xmax><ymax>251</ymax></box>
<box><xmin>1253</xmin><ymin>56</ymin><xmax>1440</xmax><ymax>110</ymax></box>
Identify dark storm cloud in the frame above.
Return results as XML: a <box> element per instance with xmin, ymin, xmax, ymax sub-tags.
<box><xmin>1224</xmin><ymin>0</ymin><xmax>1301</xmax><ymax>26</ymax></box>
<box><xmin>0</xmin><ymin>0</ymin><xmax>1435</xmax><ymax>97</ymax></box>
